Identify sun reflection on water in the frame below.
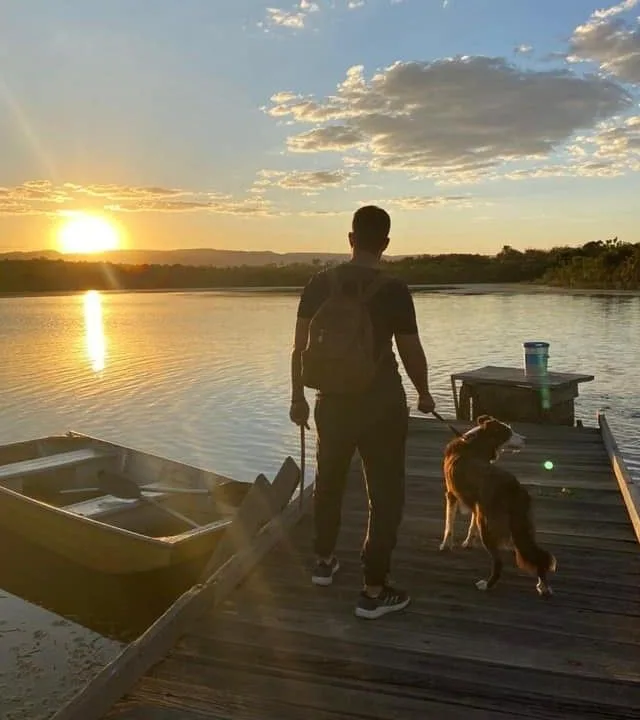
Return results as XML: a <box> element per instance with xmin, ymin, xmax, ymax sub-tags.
<box><xmin>83</xmin><ymin>290</ymin><xmax>106</xmax><ymax>372</ymax></box>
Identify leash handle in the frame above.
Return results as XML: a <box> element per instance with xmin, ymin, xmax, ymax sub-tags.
<box><xmin>299</xmin><ymin>424</ymin><xmax>305</xmax><ymax>509</ymax></box>
<box><xmin>431</xmin><ymin>410</ymin><xmax>464</xmax><ymax>438</ymax></box>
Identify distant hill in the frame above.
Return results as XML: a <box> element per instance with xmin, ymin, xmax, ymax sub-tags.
<box><xmin>0</xmin><ymin>248</ymin><xmax>392</xmax><ymax>267</ymax></box>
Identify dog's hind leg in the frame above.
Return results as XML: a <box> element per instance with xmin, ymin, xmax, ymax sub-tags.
<box><xmin>439</xmin><ymin>491</ymin><xmax>458</xmax><ymax>551</ymax></box>
<box><xmin>535</xmin><ymin>555</ymin><xmax>557</xmax><ymax>597</ymax></box>
<box><xmin>461</xmin><ymin>509</ymin><xmax>478</xmax><ymax>549</ymax></box>
<box><xmin>475</xmin><ymin>518</ymin><xmax>503</xmax><ymax>591</ymax></box>
<box><xmin>536</xmin><ymin>570</ymin><xmax>552</xmax><ymax>597</ymax></box>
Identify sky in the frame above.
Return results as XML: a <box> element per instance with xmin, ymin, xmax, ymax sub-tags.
<box><xmin>1</xmin><ymin>0</ymin><xmax>639</xmax><ymax>256</ymax></box>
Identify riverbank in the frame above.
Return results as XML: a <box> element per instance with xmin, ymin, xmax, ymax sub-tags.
<box><xmin>1</xmin><ymin>239</ymin><xmax>638</xmax><ymax>296</ymax></box>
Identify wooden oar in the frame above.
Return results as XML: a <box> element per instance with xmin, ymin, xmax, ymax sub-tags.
<box><xmin>59</xmin><ymin>485</ymin><xmax>210</xmax><ymax>496</ymax></box>
<box><xmin>97</xmin><ymin>471</ymin><xmax>200</xmax><ymax>529</ymax></box>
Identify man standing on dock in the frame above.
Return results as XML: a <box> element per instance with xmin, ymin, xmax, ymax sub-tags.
<box><xmin>289</xmin><ymin>204</ymin><xmax>435</xmax><ymax>619</ymax></box>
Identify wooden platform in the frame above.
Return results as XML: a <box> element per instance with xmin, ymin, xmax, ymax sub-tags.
<box><xmin>93</xmin><ymin>416</ymin><xmax>640</xmax><ymax>720</ymax></box>
<box><xmin>451</xmin><ymin>365</ymin><xmax>595</xmax><ymax>426</ymax></box>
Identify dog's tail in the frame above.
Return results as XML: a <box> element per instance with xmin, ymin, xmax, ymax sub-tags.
<box><xmin>509</xmin><ymin>487</ymin><xmax>556</xmax><ymax>574</ymax></box>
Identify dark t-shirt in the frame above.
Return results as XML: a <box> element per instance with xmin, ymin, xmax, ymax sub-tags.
<box><xmin>297</xmin><ymin>263</ymin><xmax>418</xmax><ymax>395</ymax></box>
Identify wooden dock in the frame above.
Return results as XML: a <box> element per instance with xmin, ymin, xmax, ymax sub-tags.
<box><xmin>57</xmin><ymin>414</ymin><xmax>640</xmax><ymax>720</ymax></box>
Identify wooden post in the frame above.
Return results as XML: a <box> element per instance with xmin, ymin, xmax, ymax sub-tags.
<box><xmin>450</xmin><ymin>375</ymin><xmax>459</xmax><ymax>419</ymax></box>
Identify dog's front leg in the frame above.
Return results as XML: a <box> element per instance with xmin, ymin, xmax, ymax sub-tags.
<box><xmin>439</xmin><ymin>491</ymin><xmax>458</xmax><ymax>551</ymax></box>
<box><xmin>461</xmin><ymin>510</ymin><xmax>477</xmax><ymax>549</ymax></box>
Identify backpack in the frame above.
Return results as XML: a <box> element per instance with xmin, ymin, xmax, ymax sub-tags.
<box><xmin>301</xmin><ymin>268</ymin><xmax>390</xmax><ymax>394</ymax></box>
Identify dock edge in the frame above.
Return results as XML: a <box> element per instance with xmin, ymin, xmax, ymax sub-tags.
<box><xmin>598</xmin><ymin>411</ymin><xmax>640</xmax><ymax>545</ymax></box>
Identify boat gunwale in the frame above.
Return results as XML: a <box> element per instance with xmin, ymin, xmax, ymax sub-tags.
<box><xmin>0</xmin><ymin>432</ymin><xmax>250</xmax><ymax>546</ymax></box>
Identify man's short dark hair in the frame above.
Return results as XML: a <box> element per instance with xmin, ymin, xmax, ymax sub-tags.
<box><xmin>351</xmin><ymin>205</ymin><xmax>390</xmax><ymax>254</ymax></box>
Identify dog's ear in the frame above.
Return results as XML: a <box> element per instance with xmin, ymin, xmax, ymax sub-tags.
<box><xmin>476</xmin><ymin>414</ymin><xmax>492</xmax><ymax>425</ymax></box>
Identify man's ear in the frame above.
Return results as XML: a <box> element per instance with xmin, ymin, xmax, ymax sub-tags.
<box><xmin>476</xmin><ymin>414</ymin><xmax>492</xmax><ymax>425</ymax></box>
<box><xmin>348</xmin><ymin>231</ymin><xmax>355</xmax><ymax>249</ymax></box>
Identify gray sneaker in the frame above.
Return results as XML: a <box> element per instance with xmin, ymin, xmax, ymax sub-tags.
<box><xmin>311</xmin><ymin>556</ymin><xmax>340</xmax><ymax>586</ymax></box>
<box><xmin>355</xmin><ymin>584</ymin><xmax>411</xmax><ymax>619</ymax></box>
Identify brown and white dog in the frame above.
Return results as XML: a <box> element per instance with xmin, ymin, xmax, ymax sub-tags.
<box><xmin>440</xmin><ymin>415</ymin><xmax>557</xmax><ymax>596</ymax></box>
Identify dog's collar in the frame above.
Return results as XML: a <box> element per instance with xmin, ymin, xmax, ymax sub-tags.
<box><xmin>461</xmin><ymin>426</ymin><xmax>482</xmax><ymax>442</ymax></box>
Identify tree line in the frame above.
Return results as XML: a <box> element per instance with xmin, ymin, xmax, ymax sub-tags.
<box><xmin>0</xmin><ymin>238</ymin><xmax>638</xmax><ymax>293</ymax></box>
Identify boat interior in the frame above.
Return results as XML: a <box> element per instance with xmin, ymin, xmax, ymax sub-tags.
<box><xmin>0</xmin><ymin>433</ymin><xmax>252</xmax><ymax>539</ymax></box>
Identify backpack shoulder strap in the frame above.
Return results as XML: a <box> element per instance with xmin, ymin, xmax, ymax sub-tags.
<box><xmin>361</xmin><ymin>272</ymin><xmax>392</xmax><ymax>302</ymax></box>
<box><xmin>327</xmin><ymin>267</ymin><xmax>346</xmax><ymax>297</ymax></box>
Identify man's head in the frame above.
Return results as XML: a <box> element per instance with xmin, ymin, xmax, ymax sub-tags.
<box><xmin>348</xmin><ymin>205</ymin><xmax>390</xmax><ymax>257</ymax></box>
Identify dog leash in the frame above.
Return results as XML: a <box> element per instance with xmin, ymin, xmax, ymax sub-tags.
<box><xmin>431</xmin><ymin>410</ymin><xmax>464</xmax><ymax>438</ymax></box>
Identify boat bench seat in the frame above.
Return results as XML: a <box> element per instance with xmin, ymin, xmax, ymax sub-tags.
<box><xmin>66</xmin><ymin>485</ymin><xmax>169</xmax><ymax>520</ymax></box>
<box><xmin>0</xmin><ymin>448</ymin><xmax>108</xmax><ymax>482</ymax></box>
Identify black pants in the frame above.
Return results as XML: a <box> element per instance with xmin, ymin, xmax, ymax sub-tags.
<box><xmin>313</xmin><ymin>387</ymin><xmax>408</xmax><ymax>587</ymax></box>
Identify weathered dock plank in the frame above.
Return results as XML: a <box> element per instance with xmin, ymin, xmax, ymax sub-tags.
<box><xmin>97</xmin><ymin>417</ymin><xmax>640</xmax><ymax>719</ymax></box>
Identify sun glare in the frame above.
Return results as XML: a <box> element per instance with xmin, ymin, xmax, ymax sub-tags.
<box><xmin>57</xmin><ymin>213</ymin><xmax>121</xmax><ymax>254</ymax></box>
<box><xmin>83</xmin><ymin>290</ymin><xmax>107</xmax><ymax>373</ymax></box>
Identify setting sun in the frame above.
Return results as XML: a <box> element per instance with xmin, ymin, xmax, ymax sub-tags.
<box><xmin>57</xmin><ymin>213</ymin><xmax>121</xmax><ymax>254</ymax></box>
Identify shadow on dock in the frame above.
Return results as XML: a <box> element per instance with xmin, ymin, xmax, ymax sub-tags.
<box><xmin>104</xmin><ymin>417</ymin><xmax>640</xmax><ymax>719</ymax></box>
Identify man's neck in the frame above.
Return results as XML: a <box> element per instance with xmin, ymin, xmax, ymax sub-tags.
<box><xmin>349</xmin><ymin>252</ymin><xmax>380</xmax><ymax>268</ymax></box>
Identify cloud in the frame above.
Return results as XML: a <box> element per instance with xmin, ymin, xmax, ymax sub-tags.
<box><xmin>387</xmin><ymin>195</ymin><xmax>473</xmax><ymax>209</ymax></box>
<box><xmin>288</xmin><ymin>125</ymin><xmax>366</xmax><ymax>152</ymax></box>
<box><xmin>254</xmin><ymin>169</ymin><xmax>352</xmax><ymax>190</ymax></box>
<box><xmin>297</xmin><ymin>208</ymin><xmax>350</xmax><ymax>216</ymax></box>
<box><xmin>592</xmin><ymin>0</ymin><xmax>639</xmax><ymax>20</ymax></box>
<box><xmin>568</xmin><ymin>0</ymin><xmax>640</xmax><ymax>83</ymax></box>
<box><xmin>0</xmin><ymin>181</ymin><xmax>275</xmax><ymax>216</ymax></box>
<box><xmin>263</xmin><ymin>1</ymin><xmax>319</xmax><ymax>30</ymax></box>
<box><xmin>569</xmin><ymin>113</ymin><xmax>640</xmax><ymax>171</ymax></box>
<box><xmin>267</xmin><ymin>57</ymin><xmax>632</xmax><ymax>182</ymax></box>
<box><xmin>496</xmin><ymin>115</ymin><xmax>640</xmax><ymax>180</ymax></box>
<box><xmin>348</xmin><ymin>1</ymin><xmax>366</xmax><ymax>8</ymax></box>
<box><xmin>265</xmin><ymin>8</ymin><xmax>306</xmax><ymax>29</ymax></box>
<box><xmin>514</xmin><ymin>44</ymin><xmax>534</xmax><ymax>54</ymax></box>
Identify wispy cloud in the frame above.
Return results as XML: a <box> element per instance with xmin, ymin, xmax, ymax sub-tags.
<box><xmin>254</xmin><ymin>169</ymin><xmax>352</xmax><ymax>191</ymax></box>
<box><xmin>0</xmin><ymin>182</ymin><xmax>275</xmax><ymax>217</ymax></box>
<box><xmin>263</xmin><ymin>1</ymin><xmax>320</xmax><ymax>30</ymax></box>
<box><xmin>387</xmin><ymin>194</ymin><xmax>473</xmax><ymax>210</ymax></box>
<box><xmin>592</xmin><ymin>0</ymin><xmax>640</xmax><ymax>20</ymax></box>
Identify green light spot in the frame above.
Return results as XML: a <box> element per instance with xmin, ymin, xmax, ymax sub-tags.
<box><xmin>543</xmin><ymin>460</ymin><xmax>554</xmax><ymax>471</ymax></box>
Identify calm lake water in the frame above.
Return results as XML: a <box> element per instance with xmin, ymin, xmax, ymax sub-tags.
<box><xmin>0</xmin><ymin>287</ymin><xmax>639</xmax><ymax>480</ymax></box>
<box><xmin>1</xmin><ymin>286</ymin><xmax>639</xmax><ymax>718</ymax></box>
